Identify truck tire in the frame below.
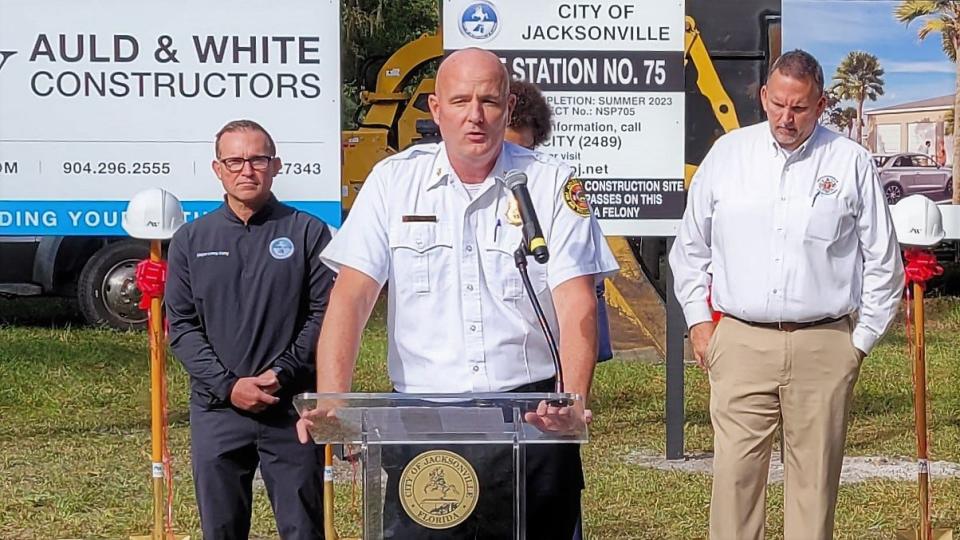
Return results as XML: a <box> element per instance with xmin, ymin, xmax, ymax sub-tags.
<box><xmin>77</xmin><ymin>240</ymin><xmax>150</xmax><ymax>330</ymax></box>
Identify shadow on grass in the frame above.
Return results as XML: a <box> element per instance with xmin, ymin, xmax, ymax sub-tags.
<box><xmin>845</xmin><ymin>426</ymin><xmax>910</xmax><ymax>454</ymax></box>
<box><xmin>685</xmin><ymin>407</ymin><xmax>711</xmax><ymax>427</ymax></box>
<box><xmin>851</xmin><ymin>388</ymin><xmax>914</xmax><ymax>417</ymax></box>
<box><xmin>591</xmin><ymin>387</ymin><xmax>660</xmax><ymax>411</ymax></box>
<box><xmin>0</xmin><ymin>297</ymin><xmax>86</xmax><ymax>327</ymax></box>
<box><xmin>6</xmin><ymin>418</ymin><xmax>152</xmax><ymax>439</ymax></box>
<box><xmin>5</xmin><ymin>408</ymin><xmax>192</xmax><ymax>440</ymax></box>
<box><xmin>0</xmin><ymin>338</ymin><xmax>148</xmax><ymax>371</ymax></box>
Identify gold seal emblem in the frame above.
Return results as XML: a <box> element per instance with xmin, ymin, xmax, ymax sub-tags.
<box><xmin>506</xmin><ymin>194</ymin><xmax>523</xmax><ymax>226</ymax></box>
<box><xmin>563</xmin><ymin>177</ymin><xmax>591</xmax><ymax>217</ymax></box>
<box><xmin>399</xmin><ymin>449</ymin><xmax>479</xmax><ymax>530</ymax></box>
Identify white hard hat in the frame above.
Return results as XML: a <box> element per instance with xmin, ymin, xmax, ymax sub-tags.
<box><xmin>890</xmin><ymin>195</ymin><xmax>945</xmax><ymax>247</ymax></box>
<box><xmin>122</xmin><ymin>187</ymin><xmax>185</xmax><ymax>240</ymax></box>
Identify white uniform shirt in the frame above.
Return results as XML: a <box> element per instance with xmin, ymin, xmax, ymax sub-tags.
<box><xmin>322</xmin><ymin>142</ymin><xmax>619</xmax><ymax>392</ymax></box>
<box><xmin>669</xmin><ymin>122</ymin><xmax>904</xmax><ymax>353</ymax></box>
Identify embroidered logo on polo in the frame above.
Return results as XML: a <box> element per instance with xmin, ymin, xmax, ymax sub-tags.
<box><xmin>563</xmin><ymin>177</ymin><xmax>591</xmax><ymax>217</ymax></box>
<box><xmin>816</xmin><ymin>175</ymin><xmax>840</xmax><ymax>196</ymax></box>
<box><xmin>269</xmin><ymin>237</ymin><xmax>294</xmax><ymax>260</ymax></box>
<box><xmin>400</xmin><ymin>450</ymin><xmax>479</xmax><ymax>530</ymax></box>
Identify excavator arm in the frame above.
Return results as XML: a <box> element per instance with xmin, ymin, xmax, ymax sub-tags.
<box><xmin>683</xmin><ymin>16</ymin><xmax>741</xmax><ymax>187</ymax></box>
<box><xmin>341</xmin><ymin>33</ymin><xmax>443</xmax><ymax>210</ymax></box>
<box><xmin>359</xmin><ymin>33</ymin><xmax>442</xmax><ymax>131</ymax></box>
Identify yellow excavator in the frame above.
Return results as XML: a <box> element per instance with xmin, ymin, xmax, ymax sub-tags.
<box><xmin>340</xmin><ymin>0</ymin><xmax>782</xmax><ymax>359</ymax></box>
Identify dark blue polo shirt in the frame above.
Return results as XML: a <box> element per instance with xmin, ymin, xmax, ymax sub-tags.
<box><xmin>166</xmin><ymin>196</ymin><xmax>334</xmax><ymax>407</ymax></box>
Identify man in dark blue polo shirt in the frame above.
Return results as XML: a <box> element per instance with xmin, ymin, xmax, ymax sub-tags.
<box><xmin>166</xmin><ymin>119</ymin><xmax>334</xmax><ymax>539</ymax></box>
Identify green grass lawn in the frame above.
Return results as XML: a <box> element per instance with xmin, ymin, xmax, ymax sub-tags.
<box><xmin>1</xmin><ymin>296</ymin><xmax>960</xmax><ymax>538</ymax></box>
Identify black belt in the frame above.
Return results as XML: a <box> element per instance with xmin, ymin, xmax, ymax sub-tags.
<box><xmin>723</xmin><ymin>314</ymin><xmax>846</xmax><ymax>332</ymax></box>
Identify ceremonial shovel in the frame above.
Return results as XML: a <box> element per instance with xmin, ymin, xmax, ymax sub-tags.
<box><xmin>129</xmin><ymin>240</ymin><xmax>189</xmax><ymax>540</ymax></box>
<box><xmin>895</xmin><ymin>257</ymin><xmax>952</xmax><ymax>540</ymax></box>
<box><xmin>123</xmin><ymin>189</ymin><xmax>188</xmax><ymax>540</ymax></box>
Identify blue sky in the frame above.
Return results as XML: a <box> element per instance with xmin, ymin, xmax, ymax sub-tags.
<box><xmin>784</xmin><ymin>0</ymin><xmax>956</xmax><ymax>111</ymax></box>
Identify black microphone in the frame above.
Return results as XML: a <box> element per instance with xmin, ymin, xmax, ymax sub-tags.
<box><xmin>503</xmin><ymin>170</ymin><xmax>549</xmax><ymax>264</ymax></box>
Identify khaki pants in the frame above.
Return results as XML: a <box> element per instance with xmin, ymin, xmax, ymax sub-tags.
<box><xmin>706</xmin><ymin>316</ymin><xmax>862</xmax><ymax>540</ymax></box>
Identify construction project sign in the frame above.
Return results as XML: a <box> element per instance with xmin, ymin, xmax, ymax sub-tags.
<box><xmin>443</xmin><ymin>0</ymin><xmax>686</xmax><ymax>236</ymax></box>
<box><xmin>0</xmin><ymin>0</ymin><xmax>341</xmax><ymax>235</ymax></box>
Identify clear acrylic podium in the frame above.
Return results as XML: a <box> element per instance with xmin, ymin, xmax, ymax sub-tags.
<box><xmin>294</xmin><ymin>392</ymin><xmax>587</xmax><ymax>540</ymax></box>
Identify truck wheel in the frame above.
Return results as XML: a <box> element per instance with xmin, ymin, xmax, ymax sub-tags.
<box><xmin>77</xmin><ymin>240</ymin><xmax>149</xmax><ymax>330</ymax></box>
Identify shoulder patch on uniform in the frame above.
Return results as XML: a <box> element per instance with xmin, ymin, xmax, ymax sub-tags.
<box><xmin>562</xmin><ymin>177</ymin><xmax>591</xmax><ymax>217</ymax></box>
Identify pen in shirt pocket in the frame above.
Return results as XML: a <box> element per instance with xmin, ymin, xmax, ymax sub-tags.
<box><xmin>494</xmin><ymin>218</ymin><xmax>502</xmax><ymax>241</ymax></box>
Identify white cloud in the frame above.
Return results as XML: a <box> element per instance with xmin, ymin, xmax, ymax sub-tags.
<box><xmin>882</xmin><ymin>60</ymin><xmax>956</xmax><ymax>74</ymax></box>
<box><xmin>784</xmin><ymin>0</ymin><xmax>899</xmax><ymax>46</ymax></box>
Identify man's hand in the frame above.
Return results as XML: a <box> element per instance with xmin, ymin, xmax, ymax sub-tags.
<box><xmin>523</xmin><ymin>400</ymin><xmax>588</xmax><ymax>435</ymax></box>
<box><xmin>257</xmin><ymin>369</ymin><xmax>281</xmax><ymax>395</ymax></box>
<box><xmin>230</xmin><ymin>376</ymin><xmax>280</xmax><ymax>412</ymax></box>
<box><xmin>296</xmin><ymin>408</ymin><xmax>322</xmax><ymax>444</ymax></box>
<box><xmin>296</xmin><ymin>398</ymin><xmax>348</xmax><ymax>444</ymax></box>
<box><xmin>689</xmin><ymin>321</ymin><xmax>717</xmax><ymax>370</ymax></box>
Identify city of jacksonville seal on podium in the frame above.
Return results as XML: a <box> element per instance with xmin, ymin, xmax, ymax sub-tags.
<box><xmin>295</xmin><ymin>392</ymin><xmax>587</xmax><ymax>539</ymax></box>
<box><xmin>400</xmin><ymin>449</ymin><xmax>479</xmax><ymax>530</ymax></box>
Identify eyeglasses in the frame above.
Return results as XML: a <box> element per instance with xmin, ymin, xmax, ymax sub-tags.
<box><xmin>219</xmin><ymin>155</ymin><xmax>274</xmax><ymax>172</ymax></box>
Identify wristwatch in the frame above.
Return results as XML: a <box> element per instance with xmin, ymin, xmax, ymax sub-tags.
<box><xmin>270</xmin><ymin>365</ymin><xmax>284</xmax><ymax>387</ymax></box>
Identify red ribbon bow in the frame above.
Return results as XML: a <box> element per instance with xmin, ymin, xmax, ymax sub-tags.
<box><xmin>135</xmin><ymin>259</ymin><xmax>167</xmax><ymax>310</ymax></box>
<box><xmin>904</xmin><ymin>248</ymin><xmax>943</xmax><ymax>287</ymax></box>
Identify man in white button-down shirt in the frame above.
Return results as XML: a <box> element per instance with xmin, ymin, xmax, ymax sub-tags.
<box><xmin>670</xmin><ymin>50</ymin><xmax>903</xmax><ymax>539</ymax></box>
<box><xmin>298</xmin><ymin>48</ymin><xmax>617</xmax><ymax>538</ymax></box>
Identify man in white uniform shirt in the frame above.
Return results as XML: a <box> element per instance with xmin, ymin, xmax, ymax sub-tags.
<box><xmin>298</xmin><ymin>48</ymin><xmax>617</xmax><ymax>538</ymax></box>
<box><xmin>669</xmin><ymin>50</ymin><xmax>903</xmax><ymax>539</ymax></box>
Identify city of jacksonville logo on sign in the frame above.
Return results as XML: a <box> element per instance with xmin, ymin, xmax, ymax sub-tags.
<box><xmin>459</xmin><ymin>2</ymin><xmax>499</xmax><ymax>41</ymax></box>
<box><xmin>400</xmin><ymin>449</ymin><xmax>479</xmax><ymax>529</ymax></box>
<box><xmin>269</xmin><ymin>237</ymin><xmax>294</xmax><ymax>260</ymax></box>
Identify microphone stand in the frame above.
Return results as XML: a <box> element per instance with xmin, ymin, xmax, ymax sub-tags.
<box><xmin>513</xmin><ymin>243</ymin><xmax>564</xmax><ymax>395</ymax></box>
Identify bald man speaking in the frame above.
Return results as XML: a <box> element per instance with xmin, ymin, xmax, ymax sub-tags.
<box><xmin>298</xmin><ymin>48</ymin><xmax>617</xmax><ymax>538</ymax></box>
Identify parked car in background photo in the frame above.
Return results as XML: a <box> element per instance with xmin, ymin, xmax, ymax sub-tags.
<box><xmin>874</xmin><ymin>152</ymin><xmax>953</xmax><ymax>205</ymax></box>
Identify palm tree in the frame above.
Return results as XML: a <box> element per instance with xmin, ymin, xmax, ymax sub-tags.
<box><xmin>831</xmin><ymin>51</ymin><xmax>885</xmax><ymax>145</ymax></box>
<box><xmin>821</xmin><ymin>88</ymin><xmax>842</xmax><ymax>125</ymax></box>
<box><xmin>896</xmin><ymin>0</ymin><xmax>960</xmax><ymax>203</ymax></box>
<box><xmin>832</xmin><ymin>107</ymin><xmax>858</xmax><ymax>138</ymax></box>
